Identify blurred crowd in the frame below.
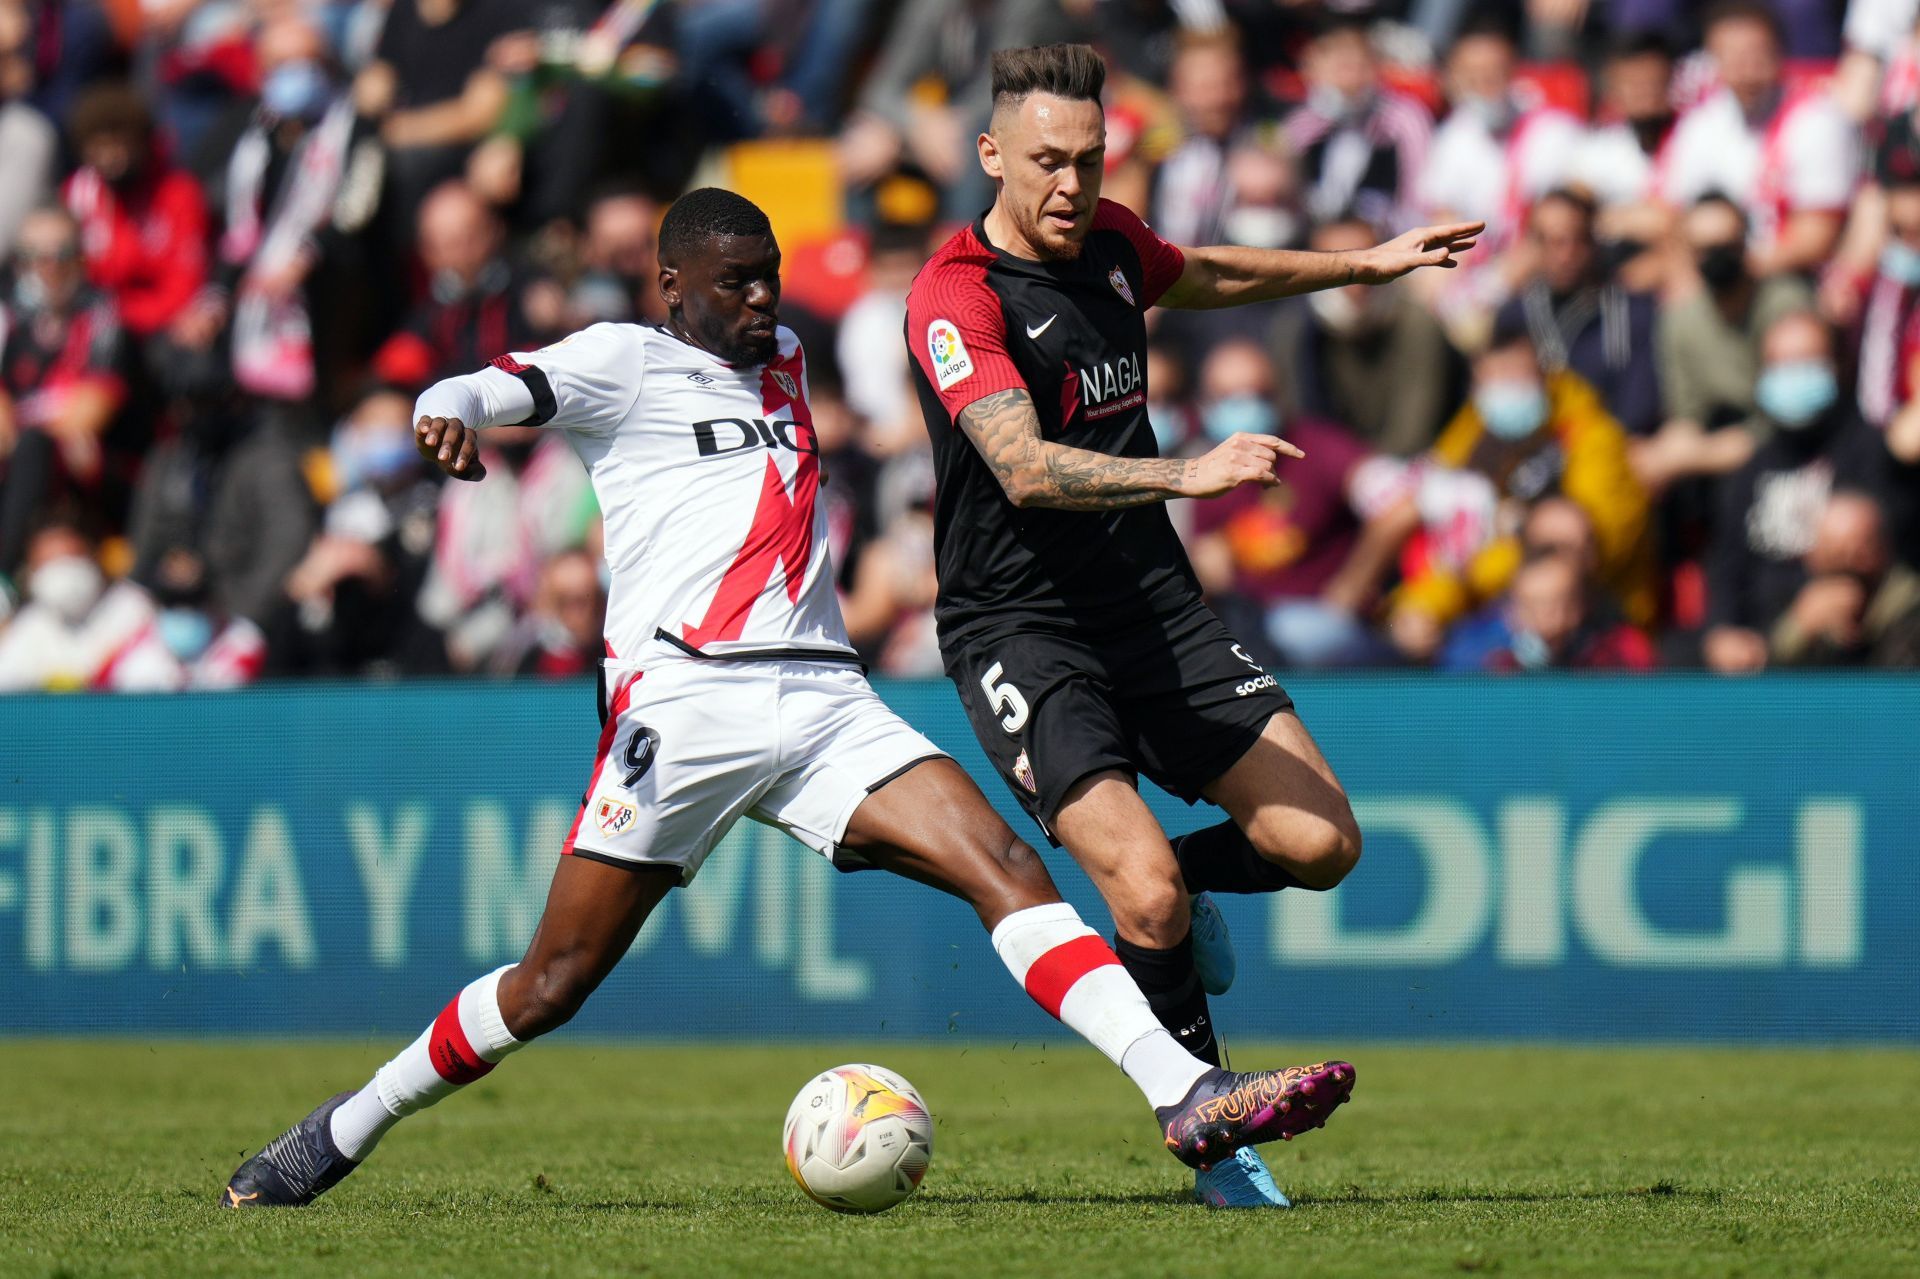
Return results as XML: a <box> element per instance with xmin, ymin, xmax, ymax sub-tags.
<box><xmin>4</xmin><ymin>0</ymin><xmax>1920</xmax><ymax>692</ymax></box>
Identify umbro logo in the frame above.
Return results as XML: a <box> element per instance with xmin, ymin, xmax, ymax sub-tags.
<box><xmin>1025</xmin><ymin>315</ymin><xmax>1058</xmax><ymax>339</ymax></box>
<box><xmin>687</xmin><ymin>372</ymin><xmax>714</xmax><ymax>386</ymax></box>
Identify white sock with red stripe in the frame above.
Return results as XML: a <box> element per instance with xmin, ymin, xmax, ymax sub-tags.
<box><xmin>990</xmin><ymin>903</ymin><xmax>1210</xmax><ymax>1110</ymax></box>
<box><xmin>328</xmin><ymin>965</ymin><xmax>525</xmax><ymax>1161</ymax></box>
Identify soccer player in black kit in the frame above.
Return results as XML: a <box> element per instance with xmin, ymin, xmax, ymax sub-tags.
<box><xmin>906</xmin><ymin>43</ymin><xmax>1480</xmax><ymax>1209</ymax></box>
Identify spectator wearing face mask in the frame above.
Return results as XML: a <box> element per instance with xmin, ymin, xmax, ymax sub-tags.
<box><xmin>276</xmin><ymin>390</ymin><xmax>443</xmax><ymax>675</ymax></box>
<box><xmin>61</xmin><ymin>83</ymin><xmax>212</xmax><ymax>349</ymax></box>
<box><xmin>1660</xmin><ymin>1</ymin><xmax>1859</xmax><ymax>278</ymax></box>
<box><xmin>1571</xmin><ymin>31</ymin><xmax>1680</xmax><ymax>234</ymax></box>
<box><xmin>416</xmin><ymin>421</ymin><xmax>595</xmax><ymax>672</ymax></box>
<box><xmin>1703</xmin><ymin>310</ymin><xmax>1909</xmax><ymax>672</ymax></box>
<box><xmin>1183</xmin><ymin>338</ymin><xmax>1418</xmax><ymax>668</ymax></box>
<box><xmin>0</xmin><ymin>522</ymin><xmax>152</xmax><ymax>689</ymax></box>
<box><xmin>565</xmin><ymin>187</ymin><xmax>664</xmax><ymax>329</ymax></box>
<box><xmin>87</xmin><ymin>544</ymin><xmax>269</xmax><ymax>691</ymax></box>
<box><xmin>0</xmin><ymin>208</ymin><xmax>126</xmax><ymax>576</ymax></box>
<box><xmin>1495</xmin><ymin>189</ymin><xmax>1663</xmax><ymax>437</ymax></box>
<box><xmin>214</xmin><ymin>16</ymin><xmax>356</xmax><ymax>406</ymax></box>
<box><xmin>1389</xmin><ymin>320</ymin><xmax>1652</xmax><ymax>662</ymax></box>
<box><xmin>370</xmin><ymin>180</ymin><xmax>551</xmax><ymax>388</ymax></box>
<box><xmin>1856</xmin><ymin>114</ymin><xmax>1920</xmax><ymax>430</ymax></box>
<box><xmin>1483</xmin><ymin>548</ymin><xmax>1657</xmax><ymax>672</ymax></box>
<box><xmin>1416</xmin><ymin>17</ymin><xmax>1583</xmax><ymax>319</ymax></box>
<box><xmin>0</xmin><ymin>3</ymin><xmax>55</xmax><ymax>258</ymax></box>
<box><xmin>1771</xmin><ymin>489</ymin><xmax>1920</xmax><ymax>665</ymax></box>
<box><xmin>1269</xmin><ymin>215</ymin><xmax>1458</xmax><ymax>458</ymax></box>
<box><xmin>1282</xmin><ymin>15</ymin><xmax>1432</xmax><ymax>234</ymax></box>
<box><xmin>1152</xmin><ymin>30</ymin><xmax>1279</xmax><ymax>250</ymax></box>
<box><xmin>1644</xmin><ymin>194</ymin><xmax>1813</xmax><ymax>493</ymax></box>
<box><xmin>489</xmin><ymin>547</ymin><xmax>606</xmax><ymax>677</ymax></box>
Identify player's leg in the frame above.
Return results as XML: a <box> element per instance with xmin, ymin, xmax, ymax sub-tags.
<box><xmin>222</xmin><ymin>856</ymin><xmax>676</xmax><ymax>1208</ymax></box>
<box><xmin>1181</xmin><ymin>710</ymin><xmax>1363</xmax><ymax>896</ymax></box>
<box><xmin>223</xmin><ymin>662</ymin><xmax>754</xmax><ymax>1207</ymax></box>
<box><xmin>830</xmin><ymin>757</ymin><xmax>1351</xmax><ymax>1172</ymax></box>
<box><xmin>1048</xmin><ymin>771</ymin><xmax>1221</xmax><ymax>1068</ymax></box>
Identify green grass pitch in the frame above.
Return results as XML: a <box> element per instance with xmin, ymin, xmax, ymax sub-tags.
<box><xmin>4</xmin><ymin>1039</ymin><xmax>1916</xmax><ymax>1278</ymax></box>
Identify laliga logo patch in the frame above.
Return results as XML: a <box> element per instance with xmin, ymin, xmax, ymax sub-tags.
<box><xmin>595</xmin><ymin>795</ymin><xmax>637</xmax><ymax>836</ymax></box>
<box><xmin>771</xmin><ymin>368</ymin><xmax>798</xmax><ymax>399</ymax></box>
<box><xmin>1012</xmin><ymin>749</ymin><xmax>1037</xmax><ymax>794</ymax></box>
<box><xmin>1107</xmin><ymin>266</ymin><xmax>1136</xmax><ymax>306</ymax></box>
<box><xmin>927</xmin><ymin>319</ymin><xmax>973</xmax><ymax>390</ymax></box>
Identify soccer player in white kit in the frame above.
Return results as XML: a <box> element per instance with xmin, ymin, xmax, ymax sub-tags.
<box><xmin>221</xmin><ymin>190</ymin><xmax>1352</xmax><ymax>1209</ymax></box>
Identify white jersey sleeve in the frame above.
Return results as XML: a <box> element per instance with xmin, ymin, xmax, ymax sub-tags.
<box><xmin>414</xmin><ymin>322</ymin><xmax>644</xmax><ymax>436</ymax></box>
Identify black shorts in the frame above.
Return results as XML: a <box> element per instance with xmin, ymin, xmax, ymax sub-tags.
<box><xmin>943</xmin><ymin>601</ymin><xmax>1295</xmax><ymax>842</ymax></box>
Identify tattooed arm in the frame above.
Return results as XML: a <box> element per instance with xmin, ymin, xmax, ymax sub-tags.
<box><xmin>1158</xmin><ymin>221</ymin><xmax>1485</xmax><ymax>310</ymax></box>
<box><xmin>956</xmin><ymin>387</ymin><xmax>1304</xmax><ymax>511</ymax></box>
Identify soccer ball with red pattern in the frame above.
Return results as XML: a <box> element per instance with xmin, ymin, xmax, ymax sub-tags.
<box><xmin>782</xmin><ymin>1063</ymin><xmax>933</xmax><ymax>1213</ymax></box>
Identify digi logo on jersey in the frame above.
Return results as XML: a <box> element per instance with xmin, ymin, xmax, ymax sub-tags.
<box><xmin>692</xmin><ymin>417</ymin><xmax>819</xmax><ymax>458</ymax></box>
<box><xmin>1079</xmin><ymin>351</ymin><xmax>1145</xmax><ymax>420</ymax></box>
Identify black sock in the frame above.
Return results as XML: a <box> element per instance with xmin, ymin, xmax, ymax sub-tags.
<box><xmin>1172</xmin><ymin>819</ymin><xmax>1309</xmax><ymax>895</ymax></box>
<box><xmin>1113</xmin><ymin>931</ymin><xmax>1219</xmax><ymax>1067</ymax></box>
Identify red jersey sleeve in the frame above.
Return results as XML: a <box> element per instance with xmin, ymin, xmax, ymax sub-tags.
<box><xmin>905</xmin><ymin>258</ymin><xmax>1027</xmax><ymax>422</ymax></box>
<box><xmin>1092</xmin><ymin>199</ymin><xmax>1186</xmax><ymax>307</ymax></box>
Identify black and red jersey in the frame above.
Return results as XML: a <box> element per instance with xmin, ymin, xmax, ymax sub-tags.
<box><xmin>906</xmin><ymin>199</ymin><xmax>1199</xmax><ymax>644</ymax></box>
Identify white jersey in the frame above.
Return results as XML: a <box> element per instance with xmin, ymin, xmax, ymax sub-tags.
<box><xmin>415</xmin><ymin>323</ymin><xmax>853</xmax><ymax>667</ymax></box>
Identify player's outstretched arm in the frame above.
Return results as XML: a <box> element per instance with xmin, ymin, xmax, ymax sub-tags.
<box><xmin>1158</xmin><ymin>221</ymin><xmax>1484</xmax><ymax>311</ymax></box>
<box><xmin>958</xmin><ymin>387</ymin><xmax>1304</xmax><ymax>510</ymax></box>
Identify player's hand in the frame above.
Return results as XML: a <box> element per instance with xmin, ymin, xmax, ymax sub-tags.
<box><xmin>415</xmin><ymin>415</ymin><xmax>488</xmax><ymax>481</ymax></box>
<box><xmin>1350</xmin><ymin>221</ymin><xmax>1484</xmax><ymax>283</ymax></box>
<box><xmin>1182</xmin><ymin>432</ymin><xmax>1305</xmax><ymax>499</ymax></box>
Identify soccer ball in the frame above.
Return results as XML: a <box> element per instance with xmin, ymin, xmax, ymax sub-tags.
<box><xmin>782</xmin><ymin>1063</ymin><xmax>933</xmax><ymax>1213</ymax></box>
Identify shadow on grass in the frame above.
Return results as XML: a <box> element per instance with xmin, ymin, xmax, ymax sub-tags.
<box><xmin>556</xmin><ymin>1188</ymin><xmax>1194</xmax><ymax>1212</ymax></box>
<box><xmin>1296</xmin><ymin>1181</ymin><xmax>1713</xmax><ymax>1209</ymax></box>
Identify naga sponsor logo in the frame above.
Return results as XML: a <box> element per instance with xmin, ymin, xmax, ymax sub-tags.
<box><xmin>1080</xmin><ymin>351</ymin><xmax>1145</xmax><ymax>419</ymax></box>
<box><xmin>692</xmin><ymin>417</ymin><xmax>819</xmax><ymax>457</ymax></box>
<box><xmin>1235</xmin><ymin>673</ymin><xmax>1278</xmax><ymax>696</ymax></box>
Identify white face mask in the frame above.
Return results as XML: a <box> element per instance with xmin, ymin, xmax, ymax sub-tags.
<box><xmin>29</xmin><ymin>555</ymin><xmax>103</xmax><ymax>624</ymax></box>
<box><xmin>1309</xmin><ymin>284</ymin><xmax>1391</xmax><ymax>335</ymax></box>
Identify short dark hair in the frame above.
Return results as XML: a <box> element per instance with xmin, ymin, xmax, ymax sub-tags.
<box><xmin>1530</xmin><ymin>186</ymin><xmax>1598</xmax><ymax>230</ymax></box>
<box><xmin>657</xmin><ymin>187</ymin><xmax>772</xmax><ymax>264</ymax></box>
<box><xmin>1452</xmin><ymin>12</ymin><xmax>1519</xmax><ymax>49</ymax></box>
<box><xmin>1692</xmin><ymin>190</ymin><xmax>1750</xmax><ymax>230</ymax></box>
<box><xmin>1702</xmin><ymin>0</ymin><xmax>1784</xmax><ymax>45</ymax></box>
<box><xmin>990</xmin><ymin>43</ymin><xmax>1106</xmax><ymax>111</ymax></box>
<box><xmin>1606</xmin><ymin>28</ymin><xmax>1675</xmax><ymax>63</ymax></box>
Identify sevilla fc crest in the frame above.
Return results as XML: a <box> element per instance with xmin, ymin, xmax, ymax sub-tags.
<box><xmin>595</xmin><ymin>796</ymin><xmax>637</xmax><ymax>836</ymax></box>
<box><xmin>772</xmin><ymin>368</ymin><xmax>798</xmax><ymax>399</ymax></box>
<box><xmin>1107</xmin><ymin>266</ymin><xmax>1136</xmax><ymax>306</ymax></box>
<box><xmin>1012</xmin><ymin>749</ymin><xmax>1037</xmax><ymax>793</ymax></box>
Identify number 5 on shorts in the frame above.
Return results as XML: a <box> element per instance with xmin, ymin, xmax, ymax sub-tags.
<box><xmin>980</xmin><ymin>661</ymin><xmax>1029</xmax><ymax>733</ymax></box>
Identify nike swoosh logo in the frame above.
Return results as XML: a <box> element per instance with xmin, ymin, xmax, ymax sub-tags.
<box><xmin>1025</xmin><ymin>315</ymin><xmax>1058</xmax><ymax>339</ymax></box>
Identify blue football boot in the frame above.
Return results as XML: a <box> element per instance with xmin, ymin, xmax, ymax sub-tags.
<box><xmin>1190</xmin><ymin>892</ymin><xmax>1236</xmax><ymax>996</ymax></box>
<box><xmin>1193</xmin><ymin>1146</ymin><xmax>1291</xmax><ymax>1209</ymax></box>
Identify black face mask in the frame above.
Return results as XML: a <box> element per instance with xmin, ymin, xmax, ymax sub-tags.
<box><xmin>1628</xmin><ymin>112</ymin><xmax>1674</xmax><ymax>153</ymax></box>
<box><xmin>1696</xmin><ymin>244</ymin><xmax>1747</xmax><ymax>292</ymax></box>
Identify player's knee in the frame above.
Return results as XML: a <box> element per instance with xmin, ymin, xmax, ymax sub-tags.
<box><xmin>502</xmin><ymin>957</ymin><xmax>597</xmax><ymax>1040</ymax></box>
<box><xmin>1248</xmin><ymin>805</ymin><xmax>1362</xmax><ymax>890</ymax></box>
<box><xmin>1112</xmin><ymin>865</ymin><xmax>1189</xmax><ymax>948</ymax></box>
<box><xmin>963</xmin><ymin>820</ymin><xmax>1054</xmax><ymax>912</ymax></box>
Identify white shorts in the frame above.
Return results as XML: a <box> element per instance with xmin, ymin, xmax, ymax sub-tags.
<box><xmin>562</xmin><ymin>656</ymin><xmax>948</xmax><ymax>883</ymax></box>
